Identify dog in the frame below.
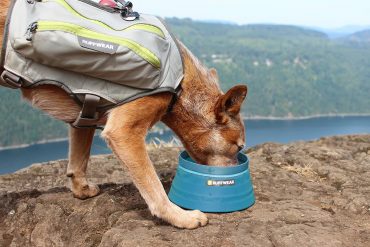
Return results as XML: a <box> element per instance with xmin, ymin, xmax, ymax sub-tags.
<box><xmin>0</xmin><ymin>0</ymin><xmax>247</xmax><ymax>229</ymax></box>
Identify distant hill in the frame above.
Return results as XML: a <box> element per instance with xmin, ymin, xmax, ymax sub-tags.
<box><xmin>312</xmin><ymin>25</ymin><xmax>370</xmax><ymax>38</ymax></box>
<box><xmin>342</xmin><ymin>29</ymin><xmax>370</xmax><ymax>43</ymax></box>
<box><xmin>0</xmin><ymin>18</ymin><xmax>370</xmax><ymax>147</ymax></box>
<box><xmin>331</xmin><ymin>25</ymin><xmax>370</xmax><ymax>34</ymax></box>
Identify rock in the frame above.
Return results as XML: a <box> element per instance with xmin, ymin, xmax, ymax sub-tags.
<box><xmin>0</xmin><ymin>135</ymin><xmax>369</xmax><ymax>247</ymax></box>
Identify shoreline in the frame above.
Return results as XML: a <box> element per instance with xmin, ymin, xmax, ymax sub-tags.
<box><xmin>243</xmin><ymin>113</ymin><xmax>370</xmax><ymax>120</ymax></box>
<box><xmin>1</xmin><ymin>113</ymin><xmax>370</xmax><ymax>151</ymax></box>
<box><xmin>0</xmin><ymin>137</ymin><xmax>69</xmax><ymax>151</ymax></box>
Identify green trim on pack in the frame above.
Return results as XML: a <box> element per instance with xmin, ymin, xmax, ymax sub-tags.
<box><xmin>37</xmin><ymin>21</ymin><xmax>161</xmax><ymax>68</ymax></box>
<box><xmin>125</xmin><ymin>24</ymin><xmax>165</xmax><ymax>38</ymax></box>
<box><xmin>43</xmin><ymin>0</ymin><xmax>165</xmax><ymax>38</ymax></box>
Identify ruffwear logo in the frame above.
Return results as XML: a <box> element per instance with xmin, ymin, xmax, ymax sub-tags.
<box><xmin>78</xmin><ymin>36</ymin><xmax>118</xmax><ymax>54</ymax></box>
<box><xmin>207</xmin><ymin>180</ymin><xmax>235</xmax><ymax>186</ymax></box>
<box><xmin>82</xmin><ymin>39</ymin><xmax>114</xmax><ymax>50</ymax></box>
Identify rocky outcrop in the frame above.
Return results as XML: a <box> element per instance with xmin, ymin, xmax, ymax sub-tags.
<box><xmin>0</xmin><ymin>135</ymin><xmax>369</xmax><ymax>247</ymax></box>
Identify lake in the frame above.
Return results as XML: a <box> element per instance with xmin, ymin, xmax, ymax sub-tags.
<box><xmin>0</xmin><ymin>116</ymin><xmax>369</xmax><ymax>174</ymax></box>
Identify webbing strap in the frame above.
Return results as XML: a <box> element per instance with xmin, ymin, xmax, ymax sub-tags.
<box><xmin>72</xmin><ymin>94</ymin><xmax>101</xmax><ymax>128</ymax></box>
<box><xmin>167</xmin><ymin>86</ymin><xmax>182</xmax><ymax>113</ymax></box>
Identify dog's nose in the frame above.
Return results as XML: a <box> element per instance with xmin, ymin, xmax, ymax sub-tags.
<box><xmin>238</xmin><ymin>144</ymin><xmax>245</xmax><ymax>152</ymax></box>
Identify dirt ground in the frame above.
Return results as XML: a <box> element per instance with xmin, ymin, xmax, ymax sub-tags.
<box><xmin>0</xmin><ymin>135</ymin><xmax>369</xmax><ymax>247</ymax></box>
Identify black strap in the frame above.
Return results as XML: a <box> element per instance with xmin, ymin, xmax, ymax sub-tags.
<box><xmin>72</xmin><ymin>94</ymin><xmax>101</xmax><ymax>128</ymax></box>
<box><xmin>167</xmin><ymin>87</ymin><xmax>182</xmax><ymax>113</ymax></box>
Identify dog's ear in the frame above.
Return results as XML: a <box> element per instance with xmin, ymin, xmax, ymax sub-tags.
<box><xmin>215</xmin><ymin>85</ymin><xmax>248</xmax><ymax>124</ymax></box>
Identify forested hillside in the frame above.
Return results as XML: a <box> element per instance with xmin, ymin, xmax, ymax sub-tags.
<box><xmin>0</xmin><ymin>89</ymin><xmax>67</xmax><ymax>147</ymax></box>
<box><xmin>167</xmin><ymin>18</ymin><xmax>370</xmax><ymax>117</ymax></box>
<box><xmin>0</xmin><ymin>19</ymin><xmax>370</xmax><ymax>147</ymax></box>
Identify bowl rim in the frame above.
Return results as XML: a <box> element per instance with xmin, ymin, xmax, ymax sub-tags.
<box><xmin>179</xmin><ymin>151</ymin><xmax>249</xmax><ymax>176</ymax></box>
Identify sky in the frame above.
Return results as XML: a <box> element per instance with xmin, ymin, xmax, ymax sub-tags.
<box><xmin>134</xmin><ymin>0</ymin><xmax>370</xmax><ymax>29</ymax></box>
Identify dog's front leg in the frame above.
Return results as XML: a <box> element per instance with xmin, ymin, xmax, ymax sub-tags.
<box><xmin>102</xmin><ymin>95</ymin><xmax>208</xmax><ymax>229</ymax></box>
<box><xmin>66</xmin><ymin>126</ymin><xmax>100</xmax><ymax>199</ymax></box>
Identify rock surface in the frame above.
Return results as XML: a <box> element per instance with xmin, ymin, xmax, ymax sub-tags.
<box><xmin>0</xmin><ymin>135</ymin><xmax>369</xmax><ymax>247</ymax></box>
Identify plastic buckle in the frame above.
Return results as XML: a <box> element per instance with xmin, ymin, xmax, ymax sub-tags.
<box><xmin>117</xmin><ymin>1</ymin><xmax>140</xmax><ymax>21</ymax></box>
<box><xmin>0</xmin><ymin>71</ymin><xmax>22</xmax><ymax>89</ymax></box>
<box><xmin>121</xmin><ymin>11</ymin><xmax>140</xmax><ymax>21</ymax></box>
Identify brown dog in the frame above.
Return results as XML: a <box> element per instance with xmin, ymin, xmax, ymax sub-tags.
<box><xmin>0</xmin><ymin>0</ymin><xmax>247</xmax><ymax>229</ymax></box>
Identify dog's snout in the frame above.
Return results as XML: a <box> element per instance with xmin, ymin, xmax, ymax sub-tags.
<box><xmin>238</xmin><ymin>144</ymin><xmax>245</xmax><ymax>152</ymax></box>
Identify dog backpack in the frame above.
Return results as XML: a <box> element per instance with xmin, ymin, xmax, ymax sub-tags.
<box><xmin>0</xmin><ymin>0</ymin><xmax>184</xmax><ymax>127</ymax></box>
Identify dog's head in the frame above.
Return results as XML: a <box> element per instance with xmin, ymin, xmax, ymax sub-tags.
<box><xmin>183</xmin><ymin>84</ymin><xmax>248</xmax><ymax>166</ymax></box>
<box><xmin>162</xmin><ymin>46</ymin><xmax>248</xmax><ymax>166</ymax></box>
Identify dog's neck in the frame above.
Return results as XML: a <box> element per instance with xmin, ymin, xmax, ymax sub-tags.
<box><xmin>162</xmin><ymin>43</ymin><xmax>222</xmax><ymax>144</ymax></box>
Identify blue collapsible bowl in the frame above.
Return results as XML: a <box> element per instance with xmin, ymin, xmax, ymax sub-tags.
<box><xmin>168</xmin><ymin>151</ymin><xmax>255</xmax><ymax>213</ymax></box>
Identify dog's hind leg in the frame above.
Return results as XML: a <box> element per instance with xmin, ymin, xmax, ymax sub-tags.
<box><xmin>102</xmin><ymin>94</ymin><xmax>208</xmax><ymax>229</ymax></box>
<box><xmin>66</xmin><ymin>126</ymin><xmax>100</xmax><ymax>199</ymax></box>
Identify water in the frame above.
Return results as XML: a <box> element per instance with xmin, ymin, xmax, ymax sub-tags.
<box><xmin>0</xmin><ymin>116</ymin><xmax>369</xmax><ymax>174</ymax></box>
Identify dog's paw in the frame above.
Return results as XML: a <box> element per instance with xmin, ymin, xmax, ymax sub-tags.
<box><xmin>174</xmin><ymin>209</ymin><xmax>208</xmax><ymax>229</ymax></box>
<box><xmin>72</xmin><ymin>183</ymin><xmax>100</xmax><ymax>200</ymax></box>
<box><xmin>155</xmin><ymin>202</ymin><xmax>208</xmax><ymax>229</ymax></box>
